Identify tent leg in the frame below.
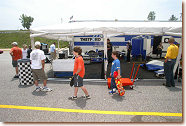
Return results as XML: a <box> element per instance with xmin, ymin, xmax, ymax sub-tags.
<box><xmin>173</xmin><ymin>37</ymin><xmax>182</xmax><ymax>76</ymax></box>
<box><xmin>103</xmin><ymin>32</ymin><xmax>108</xmax><ymax>80</ymax></box>
<box><xmin>31</xmin><ymin>37</ymin><xmax>35</xmax><ymax>49</ymax></box>
<box><xmin>57</xmin><ymin>39</ymin><xmax>60</xmax><ymax>58</ymax></box>
<box><xmin>58</xmin><ymin>39</ymin><xmax>59</xmax><ymax>50</ymax></box>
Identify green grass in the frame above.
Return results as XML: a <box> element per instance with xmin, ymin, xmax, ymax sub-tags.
<box><xmin>0</xmin><ymin>31</ymin><xmax>69</xmax><ymax>48</ymax></box>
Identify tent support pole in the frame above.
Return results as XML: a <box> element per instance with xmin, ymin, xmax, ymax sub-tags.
<box><xmin>70</xmin><ymin>36</ymin><xmax>74</xmax><ymax>55</ymax></box>
<box><xmin>57</xmin><ymin>39</ymin><xmax>60</xmax><ymax>50</ymax></box>
<box><xmin>57</xmin><ymin>39</ymin><xmax>60</xmax><ymax>58</ymax></box>
<box><xmin>31</xmin><ymin>37</ymin><xmax>35</xmax><ymax>49</ymax></box>
<box><xmin>103</xmin><ymin>32</ymin><xmax>108</xmax><ymax>80</ymax></box>
<box><xmin>173</xmin><ymin>37</ymin><xmax>182</xmax><ymax>77</ymax></box>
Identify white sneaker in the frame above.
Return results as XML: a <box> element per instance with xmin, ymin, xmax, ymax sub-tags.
<box><xmin>82</xmin><ymin>95</ymin><xmax>91</xmax><ymax>99</ymax></box>
<box><xmin>42</xmin><ymin>87</ymin><xmax>52</xmax><ymax>92</ymax></box>
<box><xmin>35</xmin><ymin>87</ymin><xmax>42</xmax><ymax>92</ymax></box>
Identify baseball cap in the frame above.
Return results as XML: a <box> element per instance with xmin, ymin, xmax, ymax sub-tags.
<box><xmin>35</xmin><ymin>41</ymin><xmax>41</xmax><ymax>46</ymax></box>
<box><xmin>12</xmin><ymin>42</ymin><xmax>18</xmax><ymax>46</ymax></box>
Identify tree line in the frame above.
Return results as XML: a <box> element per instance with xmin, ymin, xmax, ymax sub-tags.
<box><xmin>147</xmin><ymin>11</ymin><xmax>181</xmax><ymax>21</ymax></box>
<box><xmin>19</xmin><ymin>12</ymin><xmax>182</xmax><ymax>30</ymax></box>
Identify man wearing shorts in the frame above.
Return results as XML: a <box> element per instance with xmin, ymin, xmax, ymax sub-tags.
<box><xmin>69</xmin><ymin>47</ymin><xmax>90</xmax><ymax>100</ymax></box>
<box><xmin>9</xmin><ymin>42</ymin><xmax>22</xmax><ymax>78</ymax></box>
<box><xmin>50</xmin><ymin>42</ymin><xmax>56</xmax><ymax>61</ymax></box>
<box><xmin>30</xmin><ymin>41</ymin><xmax>52</xmax><ymax>92</ymax></box>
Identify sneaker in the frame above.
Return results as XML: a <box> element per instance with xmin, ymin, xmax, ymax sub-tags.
<box><xmin>14</xmin><ymin>75</ymin><xmax>19</xmax><ymax>78</ymax></box>
<box><xmin>42</xmin><ymin>87</ymin><xmax>52</xmax><ymax>92</ymax></box>
<box><xmin>35</xmin><ymin>87</ymin><xmax>42</xmax><ymax>92</ymax></box>
<box><xmin>68</xmin><ymin>96</ymin><xmax>77</xmax><ymax>100</ymax></box>
<box><xmin>109</xmin><ymin>90</ymin><xmax>116</xmax><ymax>94</ymax></box>
<box><xmin>163</xmin><ymin>83</ymin><xmax>171</xmax><ymax>87</ymax></box>
<box><xmin>82</xmin><ymin>95</ymin><xmax>91</xmax><ymax>99</ymax></box>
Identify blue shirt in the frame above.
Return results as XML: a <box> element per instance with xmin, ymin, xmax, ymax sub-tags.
<box><xmin>50</xmin><ymin>44</ymin><xmax>56</xmax><ymax>52</ymax></box>
<box><xmin>111</xmin><ymin>59</ymin><xmax>121</xmax><ymax>77</ymax></box>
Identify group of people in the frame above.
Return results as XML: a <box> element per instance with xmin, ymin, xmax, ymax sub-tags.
<box><xmin>107</xmin><ymin>39</ymin><xmax>132</xmax><ymax>63</ymax></box>
<box><xmin>9</xmin><ymin>42</ymin><xmax>32</xmax><ymax>78</ymax></box>
<box><xmin>9</xmin><ymin>36</ymin><xmax>179</xmax><ymax>99</ymax></box>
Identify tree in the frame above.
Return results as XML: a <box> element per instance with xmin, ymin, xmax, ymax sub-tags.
<box><xmin>169</xmin><ymin>15</ymin><xmax>178</xmax><ymax>21</ymax></box>
<box><xmin>19</xmin><ymin>14</ymin><xmax>34</xmax><ymax>30</ymax></box>
<box><xmin>147</xmin><ymin>11</ymin><xmax>156</xmax><ymax>21</ymax></box>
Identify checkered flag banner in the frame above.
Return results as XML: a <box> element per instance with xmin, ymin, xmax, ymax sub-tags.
<box><xmin>18</xmin><ymin>59</ymin><xmax>34</xmax><ymax>85</ymax></box>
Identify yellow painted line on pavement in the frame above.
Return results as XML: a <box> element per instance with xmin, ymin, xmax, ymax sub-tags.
<box><xmin>0</xmin><ymin>105</ymin><xmax>182</xmax><ymax>117</ymax></box>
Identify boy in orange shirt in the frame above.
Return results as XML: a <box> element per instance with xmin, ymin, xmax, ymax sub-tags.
<box><xmin>69</xmin><ymin>47</ymin><xmax>90</xmax><ymax>100</ymax></box>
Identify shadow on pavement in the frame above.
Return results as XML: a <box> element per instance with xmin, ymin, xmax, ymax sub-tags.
<box><xmin>130</xmin><ymin>115</ymin><xmax>143</xmax><ymax>122</ymax></box>
<box><xmin>32</xmin><ymin>90</ymin><xmax>47</xmax><ymax>96</ymax></box>
<box><xmin>68</xmin><ymin>97</ymin><xmax>88</xmax><ymax>109</ymax></box>
<box><xmin>167</xmin><ymin>87</ymin><xmax>182</xmax><ymax>92</ymax></box>
<box><xmin>161</xmin><ymin>116</ymin><xmax>183</xmax><ymax>122</ymax></box>
<box><xmin>75</xmin><ymin>97</ymin><xmax>89</xmax><ymax>109</ymax></box>
<box><xmin>112</xmin><ymin>94</ymin><xmax>125</xmax><ymax>102</ymax></box>
<box><xmin>18</xmin><ymin>84</ymin><xmax>34</xmax><ymax>88</ymax></box>
<box><xmin>130</xmin><ymin>115</ymin><xmax>182</xmax><ymax>122</ymax></box>
<box><xmin>11</xmin><ymin>78</ymin><xmax>19</xmax><ymax>81</ymax></box>
<box><xmin>47</xmin><ymin>69</ymin><xmax>54</xmax><ymax>78</ymax></box>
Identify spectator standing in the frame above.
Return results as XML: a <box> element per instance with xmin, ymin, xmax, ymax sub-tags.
<box><xmin>163</xmin><ymin>37</ymin><xmax>179</xmax><ymax>87</ymax></box>
<box><xmin>50</xmin><ymin>42</ymin><xmax>56</xmax><ymax>61</ymax></box>
<box><xmin>107</xmin><ymin>39</ymin><xmax>113</xmax><ymax>63</ymax></box>
<box><xmin>157</xmin><ymin>42</ymin><xmax>163</xmax><ymax>59</ymax></box>
<box><xmin>22</xmin><ymin>44</ymin><xmax>28</xmax><ymax>59</ymax></box>
<box><xmin>30</xmin><ymin>41</ymin><xmax>52</xmax><ymax>92</ymax></box>
<box><xmin>27</xmin><ymin>45</ymin><xmax>32</xmax><ymax>58</ymax></box>
<box><xmin>9</xmin><ymin>42</ymin><xmax>22</xmax><ymax>78</ymax></box>
<box><xmin>126</xmin><ymin>41</ymin><xmax>132</xmax><ymax>62</ymax></box>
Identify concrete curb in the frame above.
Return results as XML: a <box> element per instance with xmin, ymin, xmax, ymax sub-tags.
<box><xmin>47</xmin><ymin>78</ymin><xmax>166</xmax><ymax>83</ymax></box>
<box><xmin>0</xmin><ymin>49</ymin><xmax>11</xmax><ymax>51</ymax></box>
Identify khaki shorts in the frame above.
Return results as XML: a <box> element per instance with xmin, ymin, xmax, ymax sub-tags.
<box><xmin>51</xmin><ymin>52</ymin><xmax>56</xmax><ymax>60</ymax></box>
<box><xmin>32</xmin><ymin>69</ymin><xmax>48</xmax><ymax>81</ymax></box>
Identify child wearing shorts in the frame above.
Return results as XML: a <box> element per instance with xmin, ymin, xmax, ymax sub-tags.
<box><xmin>109</xmin><ymin>51</ymin><xmax>121</xmax><ymax>94</ymax></box>
<box><xmin>69</xmin><ymin>47</ymin><xmax>90</xmax><ymax>100</ymax></box>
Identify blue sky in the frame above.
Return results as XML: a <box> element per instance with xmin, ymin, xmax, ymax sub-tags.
<box><xmin>0</xmin><ymin>0</ymin><xmax>182</xmax><ymax>30</ymax></box>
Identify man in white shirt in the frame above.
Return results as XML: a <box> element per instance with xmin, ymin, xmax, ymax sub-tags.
<box><xmin>30</xmin><ymin>41</ymin><xmax>52</xmax><ymax>92</ymax></box>
<box><xmin>50</xmin><ymin>42</ymin><xmax>56</xmax><ymax>61</ymax></box>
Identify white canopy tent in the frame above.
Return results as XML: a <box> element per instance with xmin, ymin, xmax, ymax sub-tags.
<box><xmin>30</xmin><ymin>21</ymin><xmax>182</xmax><ymax>79</ymax></box>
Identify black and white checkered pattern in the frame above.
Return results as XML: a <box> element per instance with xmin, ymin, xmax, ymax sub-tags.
<box><xmin>18</xmin><ymin>61</ymin><xmax>34</xmax><ymax>85</ymax></box>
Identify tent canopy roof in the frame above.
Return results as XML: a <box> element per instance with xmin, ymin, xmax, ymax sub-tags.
<box><xmin>30</xmin><ymin>21</ymin><xmax>182</xmax><ymax>41</ymax></box>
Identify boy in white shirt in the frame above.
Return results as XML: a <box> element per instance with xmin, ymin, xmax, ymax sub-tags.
<box><xmin>30</xmin><ymin>41</ymin><xmax>52</xmax><ymax>92</ymax></box>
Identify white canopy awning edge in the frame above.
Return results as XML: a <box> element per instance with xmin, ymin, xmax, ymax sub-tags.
<box><xmin>30</xmin><ymin>21</ymin><xmax>182</xmax><ymax>79</ymax></box>
<box><xmin>30</xmin><ymin>31</ymin><xmax>181</xmax><ymax>40</ymax></box>
<box><xmin>164</xmin><ymin>32</ymin><xmax>182</xmax><ymax>37</ymax></box>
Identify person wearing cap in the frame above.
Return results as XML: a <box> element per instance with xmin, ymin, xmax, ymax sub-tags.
<box><xmin>163</xmin><ymin>37</ymin><xmax>179</xmax><ymax>87</ymax></box>
<box><xmin>30</xmin><ymin>41</ymin><xmax>52</xmax><ymax>92</ymax></box>
<box><xmin>9</xmin><ymin>42</ymin><xmax>22</xmax><ymax>78</ymax></box>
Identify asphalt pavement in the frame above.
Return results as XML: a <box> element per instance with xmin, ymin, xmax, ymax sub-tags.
<box><xmin>0</xmin><ymin>51</ymin><xmax>183</xmax><ymax>122</ymax></box>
